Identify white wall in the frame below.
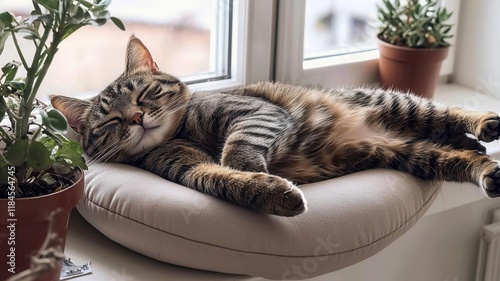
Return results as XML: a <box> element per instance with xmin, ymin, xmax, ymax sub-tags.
<box><xmin>247</xmin><ymin>198</ymin><xmax>500</xmax><ymax>281</ymax></box>
<box><xmin>452</xmin><ymin>0</ymin><xmax>500</xmax><ymax>98</ymax></box>
<box><xmin>310</xmin><ymin>199</ymin><xmax>500</xmax><ymax>281</ymax></box>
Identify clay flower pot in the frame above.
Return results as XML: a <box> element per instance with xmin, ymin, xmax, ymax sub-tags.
<box><xmin>377</xmin><ymin>39</ymin><xmax>449</xmax><ymax>99</ymax></box>
<box><xmin>0</xmin><ymin>169</ymin><xmax>84</xmax><ymax>281</ymax></box>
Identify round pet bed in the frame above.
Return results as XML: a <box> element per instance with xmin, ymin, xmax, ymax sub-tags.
<box><xmin>77</xmin><ymin>162</ymin><xmax>440</xmax><ymax>280</ymax></box>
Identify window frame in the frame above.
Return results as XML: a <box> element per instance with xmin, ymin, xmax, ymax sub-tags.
<box><xmin>21</xmin><ymin>0</ymin><xmax>276</xmax><ymax>98</ymax></box>
<box><xmin>188</xmin><ymin>0</ymin><xmax>277</xmax><ymax>92</ymax></box>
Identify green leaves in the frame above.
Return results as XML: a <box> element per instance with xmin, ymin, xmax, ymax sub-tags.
<box><xmin>377</xmin><ymin>0</ymin><xmax>453</xmax><ymax>48</ymax></box>
<box><xmin>1</xmin><ymin>0</ymin><xmax>122</xmax><ymax>187</ymax></box>
<box><xmin>0</xmin><ymin>12</ymin><xmax>14</xmax><ymax>56</ymax></box>
<box><xmin>39</xmin><ymin>135</ymin><xmax>88</xmax><ymax>170</ymax></box>
<box><xmin>8</xmin><ymin>80</ymin><xmax>26</xmax><ymax>91</ymax></box>
<box><xmin>4</xmin><ymin>138</ymin><xmax>51</xmax><ymax>171</ymax></box>
<box><xmin>60</xmin><ymin>0</ymin><xmax>126</xmax><ymax>40</ymax></box>
<box><xmin>27</xmin><ymin>140</ymin><xmax>52</xmax><ymax>171</ymax></box>
<box><xmin>40</xmin><ymin>108</ymin><xmax>68</xmax><ymax>133</ymax></box>
<box><xmin>111</xmin><ymin>17</ymin><xmax>125</xmax><ymax>31</ymax></box>
<box><xmin>1</xmin><ymin>135</ymin><xmax>88</xmax><ymax>176</ymax></box>
<box><xmin>32</xmin><ymin>0</ymin><xmax>60</xmax><ymax>13</ymax></box>
<box><xmin>55</xmin><ymin>140</ymin><xmax>88</xmax><ymax>170</ymax></box>
<box><xmin>37</xmin><ymin>108</ymin><xmax>89</xmax><ymax>170</ymax></box>
<box><xmin>5</xmin><ymin>139</ymin><xmax>29</xmax><ymax>166</ymax></box>
<box><xmin>1</xmin><ymin>61</ymin><xmax>21</xmax><ymax>85</ymax></box>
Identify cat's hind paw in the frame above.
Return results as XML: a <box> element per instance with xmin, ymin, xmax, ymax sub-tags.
<box><xmin>477</xmin><ymin>114</ymin><xmax>500</xmax><ymax>142</ymax></box>
<box><xmin>481</xmin><ymin>162</ymin><xmax>500</xmax><ymax>198</ymax></box>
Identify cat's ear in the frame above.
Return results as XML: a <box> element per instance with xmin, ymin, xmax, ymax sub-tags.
<box><xmin>125</xmin><ymin>35</ymin><xmax>160</xmax><ymax>75</ymax></box>
<box><xmin>50</xmin><ymin>95</ymin><xmax>92</xmax><ymax>133</ymax></box>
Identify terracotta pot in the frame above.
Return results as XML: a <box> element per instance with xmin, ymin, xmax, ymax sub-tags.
<box><xmin>377</xmin><ymin>39</ymin><xmax>449</xmax><ymax>99</ymax></box>
<box><xmin>0</xmin><ymin>169</ymin><xmax>84</xmax><ymax>281</ymax></box>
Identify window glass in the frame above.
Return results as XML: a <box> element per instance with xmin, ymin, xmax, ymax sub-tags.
<box><xmin>0</xmin><ymin>0</ymin><xmax>232</xmax><ymax>97</ymax></box>
<box><xmin>304</xmin><ymin>0</ymin><xmax>377</xmax><ymax>60</ymax></box>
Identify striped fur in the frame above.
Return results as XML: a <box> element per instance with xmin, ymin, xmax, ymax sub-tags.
<box><xmin>50</xmin><ymin>36</ymin><xmax>500</xmax><ymax>216</ymax></box>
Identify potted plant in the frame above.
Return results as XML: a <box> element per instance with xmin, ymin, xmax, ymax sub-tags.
<box><xmin>0</xmin><ymin>1</ymin><xmax>124</xmax><ymax>280</ymax></box>
<box><xmin>377</xmin><ymin>0</ymin><xmax>453</xmax><ymax>99</ymax></box>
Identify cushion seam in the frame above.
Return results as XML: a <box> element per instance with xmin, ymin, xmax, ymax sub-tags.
<box><xmin>82</xmin><ymin>183</ymin><xmax>440</xmax><ymax>258</ymax></box>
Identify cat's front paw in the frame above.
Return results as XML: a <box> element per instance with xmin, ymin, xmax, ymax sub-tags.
<box><xmin>477</xmin><ymin>113</ymin><xmax>500</xmax><ymax>142</ymax></box>
<box><xmin>257</xmin><ymin>175</ymin><xmax>307</xmax><ymax>216</ymax></box>
<box><xmin>481</xmin><ymin>162</ymin><xmax>500</xmax><ymax>198</ymax></box>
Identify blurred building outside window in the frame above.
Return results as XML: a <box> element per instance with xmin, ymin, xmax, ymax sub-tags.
<box><xmin>0</xmin><ymin>0</ymin><xmax>231</xmax><ymax>98</ymax></box>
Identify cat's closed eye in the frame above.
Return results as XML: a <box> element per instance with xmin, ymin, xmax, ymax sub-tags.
<box><xmin>97</xmin><ymin>116</ymin><xmax>123</xmax><ymax>129</ymax></box>
<box><xmin>135</xmin><ymin>84</ymin><xmax>161</xmax><ymax>106</ymax></box>
<box><xmin>135</xmin><ymin>87</ymin><xmax>147</xmax><ymax>106</ymax></box>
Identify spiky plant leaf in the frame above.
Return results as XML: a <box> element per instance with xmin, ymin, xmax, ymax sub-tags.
<box><xmin>377</xmin><ymin>0</ymin><xmax>453</xmax><ymax>48</ymax></box>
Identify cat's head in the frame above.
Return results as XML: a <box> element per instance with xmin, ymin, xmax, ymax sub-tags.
<box><xmin>51</xmin><ymin>35</ymin><xmax>190</xmax><ymax>162</ymax></box>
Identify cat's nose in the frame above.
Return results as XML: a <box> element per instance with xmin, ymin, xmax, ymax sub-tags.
<box><xmin>130</xmin><ymin>111</ymin><xmax>143</xmax><ymax>125</ymax></box>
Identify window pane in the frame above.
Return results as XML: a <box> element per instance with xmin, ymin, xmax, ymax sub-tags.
<box><xmin>0</xmin><ymin>0</ymin><xmax>232</xmax><ymax>97</ymax></box>
<box><xmin>304</xmin><ymin>0</ymin><xmax>377</xmax><ymax>60</ymax></box>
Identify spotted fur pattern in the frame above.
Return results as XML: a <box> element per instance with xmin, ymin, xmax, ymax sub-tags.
<box><xmin>50</xmin><ymin>36</ymin><xmax>500</xmax><ymax>216</ymax></box>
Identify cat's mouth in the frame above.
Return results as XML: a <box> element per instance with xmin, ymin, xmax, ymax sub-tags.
<box><xmin>128</xmin><ymin>123</ymin><xmax>168</xmax><ymax>154</ymax></box>
<box><xmin>138</xmin><ymin>125</ymin><xmax>161</xmax><ymax>142</ymax></box>
<box><xmin>128</xmin><ymin>115</ymin><xmax>176</xmax><ymax>155</ymax></box>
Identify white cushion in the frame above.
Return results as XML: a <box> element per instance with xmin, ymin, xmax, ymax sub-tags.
<box><xmin>77</xmin><ymin>162</ymin><xmax>440</xmax><ymax>279</ymax></box>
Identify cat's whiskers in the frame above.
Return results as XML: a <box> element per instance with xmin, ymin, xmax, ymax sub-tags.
<box><xmin>100</xmin><ymin>144</ymin><xmax>128</xmax><ymax>163</ymax></box>
<box><xmin>88</xmin><ymin>146</ymin><xmax>122</xmax><ymax>165</ymax></box>
<box><xmin>87</xmin><ymin>140</ymin><xmax>126</xmax><ymax>165</ymax></box>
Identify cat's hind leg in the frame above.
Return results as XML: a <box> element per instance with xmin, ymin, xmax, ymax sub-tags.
<box><xmin>471</xmin><ymin>112</ymin><xmax>500</xmax><ymax>142</ymax></box>
<box><xmin>356</xmin><ymin>89</ymin><xmax>500</xmax><ymax>149</ymax></box>
<box><xmin>482</xmin><ymin>164</ymin><xmax>500</xmax><ymax>198</ymax></box>
<box><xmin>434</xmin><ymin>133</ymin><xmax>486</xmax><ymax>152</ymax></box>
<box><xmin>432</xmin><ymin>111</ymin><xmax>500</xmax><ymax>151</ymax></box>
<box><xmin>332</xmin><ymin>139</ymin><xmax>500</xmax><ymax>197</ymax></box>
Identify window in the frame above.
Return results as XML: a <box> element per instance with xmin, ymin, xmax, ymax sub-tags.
<box><xmin>304</xmin><ymin>0</ymin><xmax>377</xmax><ymax>60</ymax></box>
<box><xmin>276</xmin><ymin>0</ymin><xmax>459</xmax><ymax>89</ymax></box>
<box><xmin>1</xmin><ymin>1</ymin><xmax>459</xmax><ymax>96</ymax></box>
<box><xmin>0</xmin><ymin>0</ymin><xmax>273</xmax><ymax>98</ymax></box>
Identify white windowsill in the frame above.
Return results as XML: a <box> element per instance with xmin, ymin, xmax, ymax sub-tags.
<box><xmin>303</xmin><ymin>50</ymin><xmax>379</xmax><ymax>70</ymax></box>
<box><xmin>425</xmin><ymin>83</ymin><xmax>500</xmax><ymax>217</ymax></box>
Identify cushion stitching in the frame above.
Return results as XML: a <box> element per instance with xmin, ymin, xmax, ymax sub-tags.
<box><xmin>82</xmin><ymin>183</ymin><xmax>440</xmax><ymax>258</ymax></box>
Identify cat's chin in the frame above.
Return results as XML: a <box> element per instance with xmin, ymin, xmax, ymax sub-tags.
<box><xmin>128</xmin><ymin>124</ymin><xmax>171</xmax><ymax>155</ymax></box>
<box><xmin>126</xmin><ymin>111</ymin><xmax>181</xmax><ymax>155</ymax></box>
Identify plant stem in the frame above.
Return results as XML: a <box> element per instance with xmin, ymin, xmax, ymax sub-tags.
<box><xmin>10</xmin><ymin>32</ymin><xmax>29</xmax><ymax>70</ymax></box>
<box><xmin>31</xmin><ymin>123</ymin><xmax>43</xmax><ymax>140</ymax></box>
<box><xmin>18</xmin><ymin>17</ymin><xmax>54</xmax><ymax>137</ymax></box>
<box><xmin>19</xmin><ymin>1</ymin><xmax>69</xmax><ymax>137</ymax></box>
<box><xmin>26</xmin><ymin>33</ymin><xmax>62</xmax><ymax>112</ymax></box>
<box><xmin>15</xmin><ymin>162</ymin><xmax>27</xmax><ymax>194</ymax></box>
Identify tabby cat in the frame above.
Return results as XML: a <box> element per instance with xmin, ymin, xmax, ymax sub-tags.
<box><xmin>51</xmin><ymin>36</ymin><xmax>500</xmax><ymax>217</ymax></box>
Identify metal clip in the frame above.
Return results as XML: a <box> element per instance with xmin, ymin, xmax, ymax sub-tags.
<box><xmin>60</xmin><ymin>257</ymin><xmax>92</xmax><ymax>280</ymax></box>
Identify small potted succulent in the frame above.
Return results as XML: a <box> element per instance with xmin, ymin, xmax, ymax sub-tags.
<box><xmin>0</xmin><ymin>1</ymin><xmax>124</xmax><ymax>280</ymax></box>
<box><xmin>377</xmin><ymin>0</ymin><xmax>453</xmax><ymax>99</ymax></box>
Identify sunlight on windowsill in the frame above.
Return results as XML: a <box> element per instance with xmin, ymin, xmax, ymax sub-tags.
<box><xmin>303</xmin><ymin>50</ymin><xmax>379</xmax><ymax>70</ymax></box>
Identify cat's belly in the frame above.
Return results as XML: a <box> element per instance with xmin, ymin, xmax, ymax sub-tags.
<box><xmin>268</xmin><ymin>116</ymin><xmax>398</xmax><ymax>183</ymax></box>
<box><xmin>340</xmin><ymin>121</ymin><xmax>396</xmax><ymax>142</ymax></box>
